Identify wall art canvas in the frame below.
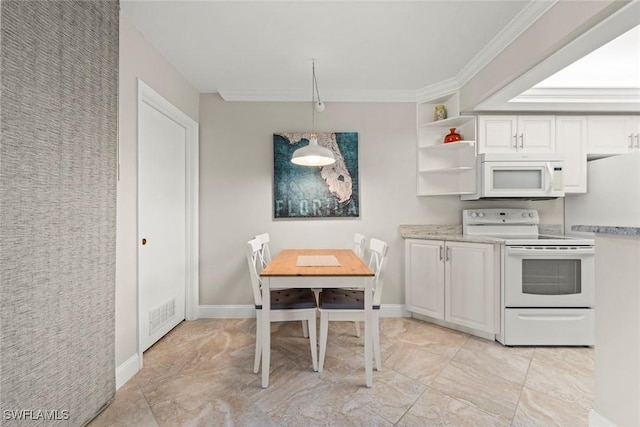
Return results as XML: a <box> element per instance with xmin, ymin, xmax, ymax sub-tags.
<box><xmin>273</xmin><ymin>132</ymin><xmax>359</xmax><ymax>219</ymax></box>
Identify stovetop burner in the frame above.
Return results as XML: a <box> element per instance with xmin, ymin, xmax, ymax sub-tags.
<box><xmin>462</xmin><ymin>208</ymin><xmax>593</xmax><ymax>246</ymax></box>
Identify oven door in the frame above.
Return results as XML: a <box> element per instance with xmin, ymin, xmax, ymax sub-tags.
<box><xmin>504</xmin><ymin>245</ymin><xmax>594</xmax><ymax>307</ymax></box>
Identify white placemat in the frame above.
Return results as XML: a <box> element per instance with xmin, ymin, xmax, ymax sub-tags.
<box><xmin>296</xmin><ymin>255</ymin><xmax>341</xmax><ymax>267</ymax></box>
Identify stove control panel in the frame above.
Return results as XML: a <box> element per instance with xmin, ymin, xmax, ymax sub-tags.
<box><xmin>463</xmin><ymin>208</ymin><xmax>539</xmax><ymax>226</ymax></box>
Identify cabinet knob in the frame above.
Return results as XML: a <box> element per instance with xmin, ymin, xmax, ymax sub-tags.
<box><xmin>142</xmin><ymin>238</ymin><xmax>147</xmax><ymax>245</ymax></box>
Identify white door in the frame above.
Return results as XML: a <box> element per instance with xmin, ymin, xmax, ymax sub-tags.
<box><xmin>139</xmin><ymin>101</ymin><xmax>187</xmax><ymax>351</ymax></box>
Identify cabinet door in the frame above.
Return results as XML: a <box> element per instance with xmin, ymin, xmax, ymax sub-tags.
<box><xmin>405</xmin><ymin>240</ymin><xmax>445</xmax><ymax>319</ymax></box>
<box><xmin>587</xmin><ymin>116</ymin><xmax>633</xmax><ymax>154</ymax></box>
<box><xmin>444</xmin><ymin>242</ymin><xmax>496</xmax><ymax>333</ymax></box>
<box><xmin>518</xmin><ymin>116</ymin><xmax>556</xmax><ymax>152</ymax></box>
<box><xmin>556</xmin><ymin>116</ymin><xmax>587</xmax><ymax>193</ymax></box>
<box><xmin>478</xmin><ymin>116</ymin><xmax>517</xmax><ymax>153</ymax></box>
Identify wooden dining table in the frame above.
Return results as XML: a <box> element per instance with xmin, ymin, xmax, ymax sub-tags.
<box><xmin>259</xmin><ymin>249</ymin><xmax>375</xmax><ymax>388</ymax></box>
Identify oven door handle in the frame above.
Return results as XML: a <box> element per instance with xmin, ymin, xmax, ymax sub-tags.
<box><xmin>506</xmin><ymin>246</ymin><xmax>594</xmax><ymax>255</ymax></box>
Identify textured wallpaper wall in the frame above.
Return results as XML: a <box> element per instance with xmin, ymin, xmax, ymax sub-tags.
<box><xmin>0</xmin><ymin>1</ymin><xmax>118</xmax><ymax>425</ymax></box>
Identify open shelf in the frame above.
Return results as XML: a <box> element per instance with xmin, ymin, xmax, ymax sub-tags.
<box><xmin>419</xmin><ymin>166</ymin><xmax>474</xmax><ymax>174</ymax></box>
<box><xmin>417</xmin><ymin>191</ymin><xmax>477</xmax><ymax>196</ymax></box>
<box><xmin>419</xmin><ymin>116</ymin><xmax>475</xmax><ymax>129</ymax></box>
<box><xmin>415</xmin><ymin>92</ymin><xmax>477</xmax><ymax>196</ymax></box>
<box><xmin>419</xmin><ymin>141</ymin><xmax>475</xmax><ymax>151</ymax></box>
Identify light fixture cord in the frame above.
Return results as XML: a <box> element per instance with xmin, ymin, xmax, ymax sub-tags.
<box><xmin>311</xmin><ymin>61</ymin><xmax>316</xmax><ymax>134</ymax></box>
<box><xmin>311</xmin><ymin>60</ymin><xmax>323</xmax><ymax>136</ymax></box>
<box><xmin>313</xmin><ymin>63</ymin><xmax>322</xmax><ymax>106</ymax></box>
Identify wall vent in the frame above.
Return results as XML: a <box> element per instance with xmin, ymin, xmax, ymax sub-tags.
<box><xmin>149</xmin><ymin>298</ymin><xmax>176</xmax><ymax>335</ymax></box>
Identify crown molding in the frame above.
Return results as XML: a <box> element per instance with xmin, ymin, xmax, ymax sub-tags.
<box><xmin>217</xmin><ymin>88</ymin><xmax>417</xmax><ymax>102</ymax></box>
<box><xmin>415</xmin><ymin>78</ymin><xmax>460</xmax><ymax>104</ymax></box>
<box><xmin>512</xmin><ymin>88</ymin><xmax>640</xmax><ymax>104</ymax></box>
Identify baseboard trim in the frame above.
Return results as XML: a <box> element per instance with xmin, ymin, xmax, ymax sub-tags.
<box><xmin>199</xmin><ymin>304</ymin><xmax>411</xmax><ymax>319</ymax></box>
<box><xmin>115</xmin><ymin>353</ymin><xmax>140</xmax><ymax>391</ymax></box>
<box><xmin>379</xmin><ymin>304</ymin><xmax>411</xmax><ymax>318</ymax></box>
<box><xmin>199</xmin><ymin>305</ymin><xmax>255</xmax><ymax>318</ymax></box>
<box><xmin>411</xmin><ymin>312</ymin><xmax>496</xmax><ymax>341</ymax></box>
<box><xmin>589</xmin><ymin>409</ymin><xmax>618</xmax><ymax>427</ymax></box>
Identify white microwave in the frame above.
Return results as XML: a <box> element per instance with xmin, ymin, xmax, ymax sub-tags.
<box><xmin>461</xmin><ymin>153</ymin><xmax>564</xmax><ymax>200</ymax></box>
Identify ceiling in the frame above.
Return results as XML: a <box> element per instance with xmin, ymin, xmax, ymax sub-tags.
<box><xmin>120</xmin><ymin>0</ymin><xmax>553</xmax><ymax>102</ymax></box>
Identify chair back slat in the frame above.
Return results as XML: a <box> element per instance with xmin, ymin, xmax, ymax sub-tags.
<box><xmin>246</xmin><ymin>238</ymin><xmax>263</xmax><ymax>306</ymax></box>
<box><xmin>254</xmin><ymin>233</ymin><xmax>272</xmax><ymax>269</ymax></box>
<box><xmin>368</xmin><ymin>238</ymin><xmax>389</xmax><ymax>307</ymax></box>
<box><xmin>353</xmin><ymin>233</ymin><xmax>366</xmax><ymax>260</ymax></box>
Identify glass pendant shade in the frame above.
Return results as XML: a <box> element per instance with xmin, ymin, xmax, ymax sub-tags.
<box><xmin>291</xmin><ymin>135</ymin><xmax>335</xmax><ymax>166</ymax></box>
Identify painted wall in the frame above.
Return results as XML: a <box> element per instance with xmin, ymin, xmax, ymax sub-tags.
<box><xmin>117</xmin><ymin>14</ymin><xmax>199</xmax><ymax>366</ymax></box>
<box><xmin>199</xmin><ymin>94</ymin><xmax>563</xmax><ymax>308</ymax></box>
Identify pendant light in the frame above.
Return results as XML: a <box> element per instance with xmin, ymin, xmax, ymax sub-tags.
<box><xmin>291</xmin><ymin>60</ymin><xmax>336</xmax><ymax>166</ymax></box>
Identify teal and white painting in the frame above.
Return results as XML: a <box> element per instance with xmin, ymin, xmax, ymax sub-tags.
<box><xmin>273</xmin><ymin>132</ymin><xmax>359</xmax><ymax>219</ymax></box>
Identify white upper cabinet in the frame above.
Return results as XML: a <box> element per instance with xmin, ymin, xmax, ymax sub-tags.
<box><xmin>556</xmin><ymin>116</ymin><xmax>587</xmax><ymax>193</ymax></box>
<box><xmin>587</xmin><ymin>116</ymin><xmax>640</xmax><ymax>155</ymax></box>
<box><xmin>478</xmin><ymin>115</ymin><xmax>556</xmax><ymax>153</ymax></box>
<box><xmin>477</xmin><ymin>116</ymin><xmax>517</xmax><ymax>152</ymax></box>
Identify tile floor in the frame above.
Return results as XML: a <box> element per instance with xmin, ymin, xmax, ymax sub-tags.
<box><xmin>90</xmin><ymin>317</ymin><xmax>594</xmax><ymax>426</ymax></box>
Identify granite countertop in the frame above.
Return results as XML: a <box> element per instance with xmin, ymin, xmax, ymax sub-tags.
<box><xmin>399</xmin><ymin>225</ymin><xmax>505</xmax><ymax>244</ymax></box>
<box><xmin>572</xmin><ymin>225</ymin><xmax>640</xmax><ymax>236</ymax></box>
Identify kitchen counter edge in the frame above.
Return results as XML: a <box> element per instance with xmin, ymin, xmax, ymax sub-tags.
<box><xmin>572</xmin><ymin>225</ymin><xmax>640</xmax><ymax>237</ymax></box>
<box><xmin>399</xmin><ymin>225</ymin><xmax>504</xmax><ymax>244</ymax></box>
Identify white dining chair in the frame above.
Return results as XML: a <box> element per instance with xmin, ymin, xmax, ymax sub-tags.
<box><xmin>318</xmin><ymin>237</ymin><xmax>388</xmax><ymax>373</ymax></box>
<box><xmin>254</xmin><ymin>232</ymin><xmax>272</xmax><ymax>270</ymax></box>
<box><xmin>254</xmin><ymin>232</ymin><xmax>311</xmax><ymax>338</ymax></box>
<box><xmin>352</xmin><ymin>233</ymin><xmax>367</xmax><ymax>338</ymax></box>
<box><xmin>353</xmin><ymin>232</ymin><xmax>366</xmax><ymax>260</ymax></box>
<box><xmin>313</xmin><ymin>232</ymin><xmax>367</xmax><ymax>337</ymax></box>
<box><xmin>246</xmin><ymin>238</ymin><xmax>319</xmax><ymax>374</ymax></box>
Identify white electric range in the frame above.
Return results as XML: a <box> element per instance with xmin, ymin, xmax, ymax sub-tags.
<box><xmin>463</xmin><ymin>208</ymin><xmax>595</xmax><ymax>346</ymax></box>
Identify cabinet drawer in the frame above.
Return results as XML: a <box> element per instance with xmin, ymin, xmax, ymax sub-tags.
<box><xmin>503</xmin><ymin>308</ymin><xmax>594</xmax><ymax>346</ymax></box>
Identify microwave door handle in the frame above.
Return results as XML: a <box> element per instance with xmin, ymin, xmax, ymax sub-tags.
<box><xmin>546</xmin><ymin>162</ymin><xmax>554</xmax><ymax>191</ymax></box>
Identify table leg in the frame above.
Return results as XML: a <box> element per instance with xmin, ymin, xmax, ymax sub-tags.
<box><xmin>364</xmin><ymin>276</ymin><xmax>373</xmax><ymax>387</ymax></box>
<box><xmin>261</xmin><ymin>278</ymin><xmax>271</xmax><ymax>388</ymax></box>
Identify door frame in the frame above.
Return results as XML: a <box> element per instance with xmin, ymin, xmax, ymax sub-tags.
<box><xmin>136</xmin><ymin>79</ymin><xmax>199</xmax><ymax>367</ymax></box>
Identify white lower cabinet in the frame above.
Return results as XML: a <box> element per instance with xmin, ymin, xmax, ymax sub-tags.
<box><xmin>405</xmin><ymin>239</ymin><xmax>499</xmax><ymax>337</ymax></box>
